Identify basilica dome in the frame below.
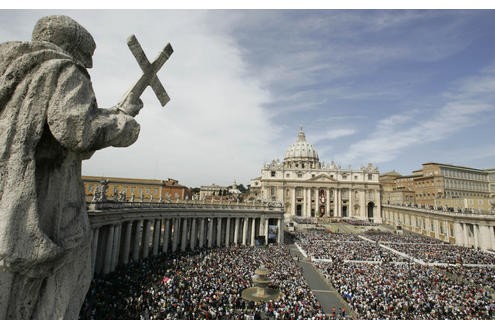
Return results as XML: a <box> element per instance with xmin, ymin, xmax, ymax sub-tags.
<box><xmin>284</xmin><ymin>128</ymin><xmax>320</xmax><ymax>168</ymax></box>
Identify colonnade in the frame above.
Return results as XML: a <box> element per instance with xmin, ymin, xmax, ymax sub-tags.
<box><xmin>285</xmin><ymin>186</ymin><xmax>381</xmax><ymax>220</ymax></box>
<box><xmin>89</xmin><ymin>208</ymin><xmax>284</xmax><ymax>276</ymax></box>
<box><xmin>382</xmin><ymin>204</ymin><xmax>495</xmax><ymax>250</ymax></box>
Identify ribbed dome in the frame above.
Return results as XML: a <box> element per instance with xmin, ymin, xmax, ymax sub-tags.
<box><xmin>284</xmin><ymin>128</ymin><xmax>319</xmax><ymax>163</ymax></box>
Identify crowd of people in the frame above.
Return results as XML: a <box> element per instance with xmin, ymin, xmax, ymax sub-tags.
<box><xmin>387</xmin><ymin>243</ymin><xmax>495</xmax><ymax>265</ymax></box>
<box><xmin>342</xmin><ymin>218</ymin><xmax>379</xmax><ymax>226</ymax></box>
<box><xmin>316</xmin><ymin>261</ymin><xmax>495</xmax><ymax>319</ymax></box>
<box><xmin>79</xmin><ymin>245</ymin><xmax>326</xmax><ymax>320</ymax></box>
<box><xmin>362</xmin><ymin>230</ymin><xmax>445</xmax><ymax>244</ymax></box>
<box><xmin>294</xmin><ymin>231</ymin><xmax>404</xmax><ymax>262</ymax></box>
<box><xmin>80</xmin><ymin>227</ymin><xmax>495</xmax><ymax>320</ymax></box>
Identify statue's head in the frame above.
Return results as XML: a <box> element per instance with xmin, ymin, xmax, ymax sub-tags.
<box><xmin>32</xmin><ymin>15</ymin><xmax>96</xmax><ymax>68</ymax></box>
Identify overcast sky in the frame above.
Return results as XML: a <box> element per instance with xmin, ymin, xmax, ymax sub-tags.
<box><xmin>1</xmin><ymin>9</ymin><xmax>495</xmax><ymax>187</ymax></box>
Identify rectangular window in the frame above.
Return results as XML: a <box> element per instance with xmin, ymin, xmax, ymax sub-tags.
<box><xmin>368</xmin><ymin>174</ymin><xmax>372</xmax><ymax>180</ymax></box>
<box><xmin>271</xmin><ymin>171</ymin><xmax>276</xmax><ymax>177</ymax></box>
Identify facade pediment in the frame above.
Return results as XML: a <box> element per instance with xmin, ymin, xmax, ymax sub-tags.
<box><xmin>307</xmin><ymin>174</ymin><xmax>337</xmax><ymax>183</ymax></box>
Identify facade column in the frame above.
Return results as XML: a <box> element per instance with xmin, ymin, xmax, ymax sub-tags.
<box><xmin>333</xmin><ymin>188</ymin><xmax>338</xmax><ymax>217</ymax></box>
<box><xmin>91</xmin><ymin>227</ymin><xmax>100</xmax><ymax>274</ymax></box>
<box><xmin>360</xmin><ymin>190</ymin><xmax>366</xmax><ymax>218</ymax></box>
<box><xmin>225</xmin><ymin>218</ymin><xmax>231</xmax><ymax>246</ymax></box>
<box><xmin>190</xmin><ymin>218</ymin><xmax>197</xmax><ymax>250</ymax></box>
<box><xmin>132</xmin><ymin>220</ymin><xmax>143</xmax><ymax>262</ymax></box>
<box><xmin>292</xmin><ymin>187</ymin><xmax>296</xmax><ymax>215</ymax></box>
<box><xmin>207</xmin><ymin>218</ymin><xmax>213</xmax><ymax>248</ymax></box>
<box><xmin>307</xmin><ymin>188</ymin><xmax>312</xmax><ymax>217</ymax></box>
<box><xmin>251</xmin><ymin>217</ymin><xmax>256</xmax><ymax>246</ymax></box>
<box><xmin>326</xmin><ymin>189</ymin><xmax>331</xmax><ymax>216</ymax></box>
<box><xmin>376</xmin><ymin>188</ymin><xmax>382</xmax><ymax>220</ymax></box>
<box><xmin>463</xmin><ymin>223</ymin><xmax>469</xmax><ymax>247</ymax></box>
<box><xmin>162</xmin><ymin>219</ymin><xmax>170</xmax><ymax>253</ymax></box>
<box><xmin>291</xmin><ymin>187</ymin><xmax>296</xmax><ymax>215</ymax></box>
<box><xmin>121</xmin><ymin>221</ymin><xmax>132</xmax><ymax>265</ymax></box>
<box><xmin>264</xmin><ymin>217</ymin><xmax>269</xmax><ymax>245</ymax></box>
<box><xmin>199</xmin><ymin>218</ymin><xmax>205</xmax><ymax>248</ymax></box>
<box><xmin>349</xmin><ymin>188</ymin><xmax>353</xmax><ymax>218</ymax></box>
<box><xmin>103</xmin><ymin>225</ymin><xmax>115</xmax><ymax>275</ymax></box>
<box><xmin>142</xmin><ymin>220</ymin><xmax>152</xmax><ymax>258</ymax></box>
<box><xmin>242</xmin><ymin>218</ymin><xmax>248</xmax><ymax>245</ymax></box>
<box><xmin>152</xmin><ymin>219</ymin><xmax>161</xmax><ymax>256</ymax></box>
<box><xmin>315</xmin><ymin>188</ymin><xmax>319</xmax><ymax>218</ymax></box>
<box><xmin>216</xmin><ymin>217</ymin><xmax>222</xmax><ymax>247</ymax></box>
<box><xmin>474</xmin><ymin>224</ymin><xmax>480</xmax><ymax>249</ymax></box>
<box><xmin>181</xmin><ymin>218</ymin><xmax>188</xmax><ymax>252</ymax></box>
<box><xmin>337</xmin><ymin>189</ymin><xmax>342</xmax><ymax>217</ymax></box>
<box><xmin>234</xmin><ymin>218</ymin><xmax>240</xmax><ymax>244</ymax></box>
<box><xmin>277</xmin><ymin>217</ymin><xmax>283</xmax><ymax>244</ymax></box>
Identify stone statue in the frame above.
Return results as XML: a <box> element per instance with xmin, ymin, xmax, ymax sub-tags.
<box><xmin>99</xmin><ymin>179</ymin><xmax>109</xmax><ymax>202</ymax></box>
<box><xmin>0</xmin><ymin>16</ymin><xmax>146</xmax><ymax>319</ymax></box>
<box><xmin>119</xmin><ymin>190</ymin><xmax>127</xmax><ymax>202</ymax></box>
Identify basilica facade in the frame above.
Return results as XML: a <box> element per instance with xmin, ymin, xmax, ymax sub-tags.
<box><xmin>250</xmin><ymin>129</ymin><xmax>381</xmax><ymax>222</ymax></box>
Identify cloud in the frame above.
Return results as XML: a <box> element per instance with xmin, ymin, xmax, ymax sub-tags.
<box><xmin>337</xmin><ymin>66</ymin><xmax>495</xmax><ymax>165</ymax></box>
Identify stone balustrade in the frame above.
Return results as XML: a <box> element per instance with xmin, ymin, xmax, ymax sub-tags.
<box><xmin>87</xmin><ymin>202</ymin><xmax>285</xmax><ymax>276</ymax></box>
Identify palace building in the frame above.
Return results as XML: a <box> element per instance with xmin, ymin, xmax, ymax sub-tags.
<box><xmin>83</xmin><ymin>176</ymin><xmax>190</xmax><ymax>203</ymax></box>
<box><xmin>250</xmin><ymin>128</ymin><xmax>381</xmax><ymax>221</ymax></box>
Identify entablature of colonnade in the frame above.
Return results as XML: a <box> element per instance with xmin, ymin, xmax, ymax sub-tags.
<box><xmin>383</xmin><ymin>204</ymin><xmax>495</xmax><ymax>226</ymax></box>
<box><xmin>88</xmin><ymin>207</ymin><xmax>284</xmax><ymax>227</ymax></box>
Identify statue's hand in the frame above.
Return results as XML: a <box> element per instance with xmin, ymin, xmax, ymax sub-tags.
<box><xmin>117</xmin><ymin>91</ymin><xmax>144</xmax><ymax>117</ymax></box>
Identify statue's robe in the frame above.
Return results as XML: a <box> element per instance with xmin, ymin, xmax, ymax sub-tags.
<box><xmin>0</xmin><ymin>41</ymin><xmax>140</xmax><ymax>319</ymax></box>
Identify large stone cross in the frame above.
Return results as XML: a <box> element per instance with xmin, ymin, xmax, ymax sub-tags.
<box><xmin>127</xmin><ymin>35</ymin><xmax>173</xmax><ymax>106</ymax></box>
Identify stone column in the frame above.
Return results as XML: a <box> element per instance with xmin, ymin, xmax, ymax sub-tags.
<box><xmin>142</xmin><ymin>220</ymin><xmax>152</xmax><ymax>258</ymax></box>
<box><xmin>474</xmin><ymin>224</ymin><xmax>480</xmax><ymax>249</ymax></box>
<box><xmin>132</xmin><ymin>220</ymin><xmax>143</xmax><ymax>262</ymax></box>
<box><xmin>376</xmin><ymin>188</ymin><xmax>382</xmax><ymax>220</ymax></box>
<box><xmin>181</xmin><ymin>218</ymin><xmax>188</xmax><ymax>252</ymax></box>
<box><xmin>264</xmin><ymin>217</ymin><xmax>269</xmax><ymax>245</ymax></box>
<box><xmin>242</xmin><ymin>218</ymin><xmax>248</xmax><ymax>245</ymax></box>
<box><xmin>111</xmin><ymin>224</ymin><xmax>121</xmax><ymax>271</ymax></box>
<box><xmin>103</xmin><ymin>225</ymin><xmax>115</xmax><ymax>275</ymax></box>
<box><xmin>251</xmin><ymin>217</ymin><xmax>256</xmax><ymax>246</ymax></box>
<box><xmin>225</xmin><ymin>218</ymin><xmax>231</xmax><ymax>246</ymax></box>
<box><xmin>216</xmin><ymin>217</ymin><xmax>222</xmax><ymax>247</ymax></box>
<box><xmin>207</xmin><ymin>218</ymin><xmax>213</xmax><ymax>248</ymax></box>
<box><xmin>121</xmin><ymin>221</ymin><xmax>133</xmax><ymax>265</ymax></box>
<box><xmin>190</xmin><ymin>218</ymin><xmax>197</xmax><ymax>250</ymax></box>
<box><xmin>315</xmin><ymin>188</ymin><xmax>319</xmax><ymax>217</ymax></box>
<box><xmin>199</xmin><ymin>218</ymin><xmax>205</xmax><ymax>248</ymax></box>
<box><xmin>162</xmin><ymin>219</ymin><xmax>170</xmax><ymax>253</ymax></box>
<box><xmin>91</xmin><ymin>227</ymin><xmax>100</xmax><ymax>274</ymax></box>
<box><xmin>349</xmin><ymin>188</ymin><xmax>353</xmax><ymax>218</ymax></box>
<box><xmin>302</xmin><ymin>188</ymin><xmax>307</xmax><ymax>217</ymax></box>
<box><xmin>234</xmin><ymin>217</ymin><xmax>240</xmax><ymax>244</ymax></box>
<box><xmin>172</xmin><ymin>218</ymin><xmax>180</xmax><ymax>252</ymax></box>
<box><xmin>326</xmin><ymin>189</ymin><xmax>331</xmax><ymax>216</ymax></box>
<box><xmin>333</xmin><ymin>188</ymin><xmax>338</xmax><ymax>217</ymax></box>
<box><xmin>307</xmin><ymin>188</ymin><xmax>312</xmax><ymax>217</ymax></box>
<box><xmin>292</xmin><ymin>187</ymin><xmax>296</xmax><ymax>215</ymax></box>
<box><xmin>277</xmin><ymin>218</ymin><xmax>283</xmax><ymax>244</ymax></box>
<box><xmin>338</xmin><ymin>189</ymin><xmax>342</xmax><ymax>217</ymax></box>
<box><xmin>153</xmin><ymin>219</ymin><xmax>161</xmax><ymax>256</ymax></box>
<box><xmin>463</xmin><ymin>223</ymin><xmax>469</xmax><ymax>247</ymax></box>
<box><xmin>360</xmin><ymin>190</ymin><xmax>366</xmax><ymax>218</ymax></box>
